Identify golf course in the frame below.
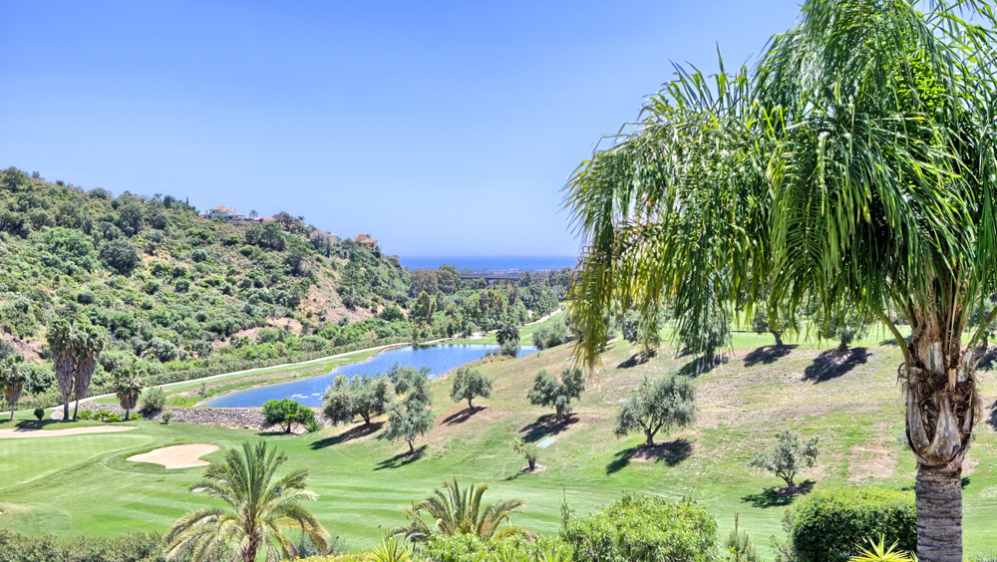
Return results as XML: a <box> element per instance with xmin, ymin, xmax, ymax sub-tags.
<box><xmin>2</xmin><ymin>327</ymin><xmax>996</xmax><ymax>558</ymax></box>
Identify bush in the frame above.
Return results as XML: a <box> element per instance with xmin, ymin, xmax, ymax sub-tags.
<box><xmin>0</xmin><ymin>529</ymin><xmax>184</xmax><ymax>562</ymax></box>
<box><xmin>140</xmin><ymin>387</ymin><xmax>166</xmax><ymax>414</ymax></box>
<box><xmin>563</xmin><ymin>493</ymin><xmax>718</xmax><ymax>562</ymax></box>
<box><xmin>77</xmin><ymin>410</ymin><xmax>93</xmax><ymax>420</ymax></box>
<box><xmin>99</xmin><ymin>238</ymin><xmax>141</xmax><ymax>275</ymax></box>
<box><xmin>161</xmin><ymin>411</ymin><xmax>173</xmax><ymax>425</ymax></box>
<box><xmin>76</xmin><ymin>291</ymin><xmax>96</xmax><ymax>304</ymax></box>
<box><xmin>33</xmin><ymin>408</ymin><xmax>44</xmax><ymax>421</ymax></box>
<box><xmin>421</xmin><ymin>535</ymin><xmax>571</xmax><ymax>562</ymax></box>
<box><xmin>262</xmin><ymin>398</ymin><xmax>316</xmax><ymax>434</ymax></box>
<box><xmin>787</xmin><ymin>487</ymin><xmax>916</xmax><ymax>562</ymax></box>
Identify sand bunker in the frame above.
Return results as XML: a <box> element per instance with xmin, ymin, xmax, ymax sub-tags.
<box><xmin>127</xmin><ymin>444</ymin><xmax>219</xmax><ymax>469</ymax></box>
<box><xmin>0</xmin><ymin>426</ymin><xmax>137</xmax><ymax>439</ymax></box>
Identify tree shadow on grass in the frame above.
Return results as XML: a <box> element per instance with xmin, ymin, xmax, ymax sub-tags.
<box><xmin>677</xmin><ymin>353</ymin><xmax>728</xmax><ymax>377</ymax></box>
<box><xmin>802</xmin><ymin>348</ymin><xmax>871</xmax><ymax>382</ymax></box>
<box><xmin>442</xmin><ymin>406</ymin><xmax>486</xmax><ymax>426</ymax></box>
<box><xmin>743</xmin><ymin>345</ymin><xmax>796</xmax><ymax>368</ymax></box>
<box><xmin>374</xmin><ymin>445</ymin><xmax>426</xmax><ymax>471</ymax></box>
<box><xmin>605</xmin><ymin>438</ymin><xmax>693</xmax><ymax>475</ymax></box>
<box><xmin>988</xmin><ymin>400</ymin><xmax>997</xmax><ymax>432</ymax></box>
<box><xmin>617</xmin><ymin>350</ymin><xmax>657</xmax><ymax>369</ymax></box>
<box><xmin>519</xmin><ymin>414</ymin><xmax>578</xmax><ymax>444</ymax></box>
<box><xmin>977</xmin><ymin>347</ymin><xmax>997</xmax><ymax>372</ymax></box>
<box><xmin>310</xmin><ymin>421</ymin><xmax>384</xmax><ymax>450</ymax></box>
<box><xmin>741</xmin><ymin>480</ymin><xmax>814</xmax><ymax>508</ymax></box>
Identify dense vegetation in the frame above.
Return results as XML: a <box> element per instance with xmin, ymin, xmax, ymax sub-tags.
<box><xmin>0</xmin><ymin>166</ymin><xmax>569</xmax><ymax>411</ymax></box>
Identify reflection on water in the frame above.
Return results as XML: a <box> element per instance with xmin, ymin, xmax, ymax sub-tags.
<box><xmin>205</xmin><ymin>344</ymin><xmax>538</xmax><ymax>408</ymax></box>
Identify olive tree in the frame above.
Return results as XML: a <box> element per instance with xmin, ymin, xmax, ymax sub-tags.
<box><xmin>613</xmin><ymin>375</ymin><xmax>696</xmax><ymax>447</ymax></box>
<box><xmin>748</xmin><ymin>431</ymin><xmax>819</xmax><ymax>494</ymax></box>
<box><xmin>322</xmin><ymin>373</ymin><xmax>392</xmax><ymax>426</ymax></box>
<box><xmin>449</xmin><ymin>367</ymin><xmax>492</xmax><ymax>410</ymax></box>
<box><xmin>527</xmin><ymin>367</ymin><xmax>584</xmax><ymax>421</ymax></box>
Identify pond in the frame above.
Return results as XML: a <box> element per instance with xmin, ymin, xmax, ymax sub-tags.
<box><xmin>203</xmin><ymin>343</ymin><xmax>539</xmax><ymax>408</ymax></box>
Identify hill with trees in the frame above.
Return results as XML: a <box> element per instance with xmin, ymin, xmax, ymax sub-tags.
<box><xmin>0</xmin><ymin>166</ymin><xmax>569</xmax><ymax>410</ymax></box>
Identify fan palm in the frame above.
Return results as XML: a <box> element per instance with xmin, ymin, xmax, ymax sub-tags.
<box><xmin>164</xmin><ymin>441</ymin><xmax>329</xmax><ymax>562</ymax></box>
<box><xmin>112</xmin><ymin>365</ymin><xmax>144</xmax><ymax>421</ymax></box>
<box><xmin>396</xmin><ymin>479</ymin><xmax>526</xmax><ymax>542</ymax></box>
<box><xmin>46</xmin><ymin>320</ymin><xmax>105</xmax><ymax>421</ymax></box>
<box><xmin>46</xmin><ymin>320</ymin><xmax>76</xmax><ymax>421</ymax></box>
<box><xmin>71</xmin><ymin>324</ymin><xmax>104</xmax><ymax>420</ymax></box>
<box><xmin>0</xmin><ymin>354</ymin><xmax>26</xmax><ymax>420</ymax></box>
<box><xmin>566</xmin><ymin>1</ymin><xmax>997</xmax><ymax>559</ymax></box>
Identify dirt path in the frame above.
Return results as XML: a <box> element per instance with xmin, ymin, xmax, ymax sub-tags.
<box><xmin>0</xmin><ymin>426</ymin><xmax>137</xmax><ymax>439</ymax></box>
<box><xmin>127</xmin><ymin>444</ymin><xmax>220</xmax><ymax>469</ymax></box>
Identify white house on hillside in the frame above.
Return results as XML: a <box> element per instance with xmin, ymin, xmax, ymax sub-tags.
<box><xmin>200</xmin><ymin>205</ymin><xmax>246</xmax><ymax>221</ymax></box>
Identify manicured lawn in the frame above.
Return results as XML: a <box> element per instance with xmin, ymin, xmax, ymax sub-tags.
<box><xmin>2</xmin><ymin>330</ymin><xmax>996</xmax><ymax>557</ymax></box>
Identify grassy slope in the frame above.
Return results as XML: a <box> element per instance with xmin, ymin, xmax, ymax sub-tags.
<box><xmin>1</xmin><ymin>332</ymin><xmax>995</xmax><ymax>557</ymax></box>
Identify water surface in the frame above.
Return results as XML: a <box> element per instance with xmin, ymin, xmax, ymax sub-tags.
<box><xmin>205</xmin><ymin>344</ymin><xmax>538</xmax><ymax>408</ymax></box>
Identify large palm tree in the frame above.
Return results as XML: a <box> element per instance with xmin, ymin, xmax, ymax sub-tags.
<box><xmin>0</xmin><ymin>354</ymin><xmax>26</xmax><ymax>420</ymax></box>
<box><xmin>112</xmin><ymin>365</ymin><xmax>144</xmax><ymax>421</ymax></box>
<box><xmin>396</xmin><ymin>479</ymin><xmax>526</xmax><ymax>542</ymax></box>
<box><xmin>71</xmin><ymin>324</ymin><xmax>104</xmax><ymax>420</ymax></box>
<box><xmin>164</xmin><ymin>441</ymin><xmax>329</xmax><ymax>562</ymax></box>
<box><xmin>46</xmin><ymin>320</ymin><xmax>76</xmax><ymax>421</ymax></box>
<box><xmin>566</xmin><ymin>1</ymin><xmax>997</xmax><ymax>560</ymax></box>
<box><xmin>46</xmin><ymin>320</ymin><xmax>105</xmax><ymax>421</ymax></box>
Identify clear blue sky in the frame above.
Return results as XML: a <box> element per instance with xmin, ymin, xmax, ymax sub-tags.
<box><xmin>0</xmin><ymin>1</ymin><xmax>800</xmax><ymax>257</ymax></box>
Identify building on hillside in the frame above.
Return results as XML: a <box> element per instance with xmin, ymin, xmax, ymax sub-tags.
<box><xmin>200</xmin><ymin>205</ymin><xmax>246</xmax><ymax>221</ymax></box>
<box><xmin>354</xmin><ymin>232</ymin><xmax>378</xmax><ymax>251</ymax></box>
<box><xmin>311</xmin><ymin>230</ymin><xmax>340</xmax><ymax>246</ymax></box>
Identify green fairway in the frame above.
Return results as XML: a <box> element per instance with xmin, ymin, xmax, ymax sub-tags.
<box><xmin>2</xmin><ymin>332</ymin><xmax>996</xmax><ymax>557</ymax></box>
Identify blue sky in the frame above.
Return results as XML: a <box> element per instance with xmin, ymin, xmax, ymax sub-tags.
<box><xmin>0</xmin><ymin>1</ymin><xmax>801</xmax><ymax>257</ymax></box>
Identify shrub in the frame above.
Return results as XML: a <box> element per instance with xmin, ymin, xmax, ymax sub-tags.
<box><xmin>77</xmin><ymin>410</ymin><xmax>93</xmax><ymax>420</ymax></box>
<box><xmin>99</xmin><ymin>238</ymin><xmax>140</xmax><ymax>275</ymax></box>
<box><xmin>563</xmin><ymin>493</ymin><xmax>718</xmax><ymax>562</ymax></box>
<box><xmin>162</xmin><ymin>411</ymin><xmax>173</xmax><ymax>425</ymax></box>
<box><xmin>140</xmin><ymin>387</ymin><xmax>166</xmax><ymax>414</ymax></box>
<box><xmin>190</xmin><ymin>248</ymin><xmax>208</xmax><ymax>262</ymax></box>
<box><xmin>76</xmin><ymin>291</ymin><xmax>96</xmax><ymax>304</ymax></box>
<box><xmin>33</xmin><ymin>408</ymin><xmax>44</xmax><ymax>421</ymax></box>
<box><xmin>0</xmin><ymin>530</ymin><xmax>183</xmax><ymax>562</ymax></box>
<box><xmin>787</xmin><ymin>487</ymin><xmax>916</xmax><ymax>562</ymax></box>
<box><xmin>262</xmin><ymin>398</ymin><xmax>316</xmax><ymax>434</ymax></box>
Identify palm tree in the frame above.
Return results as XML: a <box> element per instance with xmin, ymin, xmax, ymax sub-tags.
<box><xmin>0</xmin><ymin>355</ymin><xmax>26</xmax><ymax>420</ymax></box>
<box><xmin>396</xmin><ymin>479</ymin><xmax>526</xmax><ymax>542</ymax></box>
<box><xmin>565</xmin><ymin>1</ymin><xmax>997</xmax><ymax>559</ymax></box>
<box><xmin>164</xmin><ymin>441</ymin><xmax>329</xmax><ymax>562</ymax></box>
<box><xmin>47</xmin><ymin>320</ymin><xmax>76</xmax><ymax>420</ymax></box>
<box><xmin>112</xmin><ymin>366</ymin><xmax>143</xmax><ymax>421</ymax></box>
<box><xmin>46</xmin><ymin>320</ymin><xmax>105</xmax><ymax>421</ymax></box>
<box><xmin>71</xmin><ymin>324</ymin><xmax>104</xmax><ymax>421</ymax></box>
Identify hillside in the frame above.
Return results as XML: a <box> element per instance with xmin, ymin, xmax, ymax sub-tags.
<box><xmin>1</xmin><ymin>331</ymin><xmax>995</xmax><ymax>556</ymax></box>
<box><xmin>0</xmin><ymin>166</ymin><xmax>568</xmax><ymax>408</ymax></box>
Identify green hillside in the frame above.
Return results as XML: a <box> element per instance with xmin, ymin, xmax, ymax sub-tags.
<box><xmin>0</xmin><ymin>167</ymin><xmax>568</xmax><ymax>410</ymax></box>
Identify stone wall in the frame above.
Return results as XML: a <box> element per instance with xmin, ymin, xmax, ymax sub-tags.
<box><xmin>52</xmin><ymin>402</ymin><xmax>331</xmax><ymax>432</ymax></box>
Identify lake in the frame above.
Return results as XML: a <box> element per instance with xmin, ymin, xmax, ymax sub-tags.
<box><xmin>204</xmin><ymin>343</ymin><xmax>539</xmax><ymax>408</ymax></box>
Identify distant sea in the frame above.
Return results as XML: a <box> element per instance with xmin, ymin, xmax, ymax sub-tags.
<box><xmin>400</xmin><ymin>256</ymin><xmax>577</xmax><ymax>272</ymax></box>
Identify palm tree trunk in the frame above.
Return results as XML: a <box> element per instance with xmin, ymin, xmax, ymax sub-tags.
<box><xmin>63</xmin><ymin>398</ymin><xmax>69</xmax><ymax>421</ymax></box>
<box><xmin>916</xmin><ymin>463</ymin><xmax>963</xmax><ymax>562</ymax></box>
<box><xmin>72</xmin><ymin>399</ymin><xmax>79</xmax><ymax>421</ymax></box>
<box><xmin>905</xmin><ymin>328</ymin><xmax>976</xmax><ymax>562</ymax></box>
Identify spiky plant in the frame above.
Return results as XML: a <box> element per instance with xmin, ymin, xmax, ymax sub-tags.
<box><xmin>566</xmin><ymin>0</ymin><xmax>997</xmax><ymax>558</ymax></box>
<box><xmin>369</xmin><ymin>535</ymin><xmax>412</xmax><ymax>562</ymax></box>
<box><xmin>0</xmin><ymin>354</ymin><xmax>26</xmax><ymax>420</ymax></box>
<box><xmin>396</xmin><ymin>479</ymin><xmax>526</xmax><ymax>542</ymax></box>
<box><xmin>112</xmin><ymin>365</ymin><xmax>144</xmax><ymax>421</ymax></box>
<box><xmin>164</xmin><ymin>441</ymin><xmax>329</xmax><ymax>562</ymax></box>
<box><xmin>849</xmin><ymin>536</ymin><xmax>915</xmax><ymax>562</ymax></box>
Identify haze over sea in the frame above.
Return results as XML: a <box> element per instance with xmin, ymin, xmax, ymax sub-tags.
<box><xmin>400</xmin><ymin>256</ymin><xmax>576</xmax><ymax>272</ymax></box>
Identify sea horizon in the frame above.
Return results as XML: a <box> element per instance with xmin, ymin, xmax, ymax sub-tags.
<box><xmin>399</xmin><ymin>255</ymin><xmax>577</xmax><ymax>272</ymax></box>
